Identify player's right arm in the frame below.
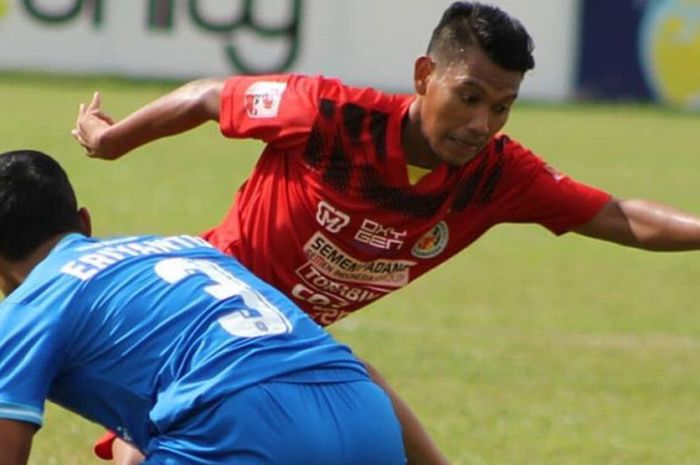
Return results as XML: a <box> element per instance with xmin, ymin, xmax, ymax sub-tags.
<box><xmin>71</xmin><ymin>78</ymin><xmax>225</xmax><ymax>160</ymax></box>
<box><xmin>0</xmin><ymin>420</ymin><xmax>36</xmax><ymax>465</ymax></box>
<box><xmin>113</xmin><ymin>438</ymin><xmax>145</xmax><ymax>465</ymax></box>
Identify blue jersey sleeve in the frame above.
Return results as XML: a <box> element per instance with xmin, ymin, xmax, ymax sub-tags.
<box><xmin>0</xmin><ymin>302</ymin><xmax>66</xmax><ymax>426</ymax></box>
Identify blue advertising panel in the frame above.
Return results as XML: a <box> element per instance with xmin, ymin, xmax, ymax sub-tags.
<box><xmin>578</xmin><ymin>0</ymin><xmax>700</xmax><ymax>108</ymax></box>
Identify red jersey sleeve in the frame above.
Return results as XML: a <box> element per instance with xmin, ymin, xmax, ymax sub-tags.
<box><xmin>219</xmin><ymin>74</ymin><xmax>323</xmax><ymax>148</ymax></box>
<box><xmin>93</xmin><ymin>430</ymin><xmax>117</xmax><ymax>460</ymax></box>
<box><xmin>492</xmin><ymin>137</ymin><xmax>612</xmax><ymax>235</ymax></box>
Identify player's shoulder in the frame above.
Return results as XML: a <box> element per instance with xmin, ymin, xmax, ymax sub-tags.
<box><xmin>476</xmin><ymin>134</ymin><xmax>553</xmax><ymax>185</ymax></box>
<box><xmin>234</xmin><ymin>74</ymin><xmax>408</xmax><ymax>123</ymax></box>
<box><xmin>18</xmin><ymin>233</ymin><xmax>91</xmax><ymax>283</ymax></box>
<box><xmin>235</xmin><ymin>73</ymin><xmax>407</xmax><ymax>110</ymax></box>
<box><xmin>305</xmin><ymin>75</ymin><xmax>408</xmax><ymax>113</ymax></box>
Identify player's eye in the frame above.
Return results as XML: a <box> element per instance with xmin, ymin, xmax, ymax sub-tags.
<box><xmin>459</xmin><ymin>93</ymin><xmax>479</xmax><ymax>105</ymax></box>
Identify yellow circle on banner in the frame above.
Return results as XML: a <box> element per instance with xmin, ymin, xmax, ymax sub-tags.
<box><xmin>641</xmin><ymin>1</ymin><xmax>700</xmax><ymax>108</ymax></box>
<box><xmin>0</xmin><ymin>0</ymin><xmax>9</xmax><ymax>18</ymax></box>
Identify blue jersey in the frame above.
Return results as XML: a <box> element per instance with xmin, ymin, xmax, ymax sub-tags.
<box><xmin>0</xmin><ymin>234</ymin><xmax>367</xmax><ymax>451</ymax></box>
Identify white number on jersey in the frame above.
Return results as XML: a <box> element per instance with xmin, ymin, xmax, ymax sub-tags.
<box><xmin>155</xmin><ymin>258</ymin><xmax>292</xmax><ymax>338</ymax></box>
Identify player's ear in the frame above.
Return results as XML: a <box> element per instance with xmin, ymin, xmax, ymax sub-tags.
<box><xmin>414</xmin><ymin>56</ymin><xmax>435</xmax><ymax>96</ymax></box>
<box><xmin>78</xmin><ymin>207</ymin><xmax>92</xmax><ymax>237</ymax></box>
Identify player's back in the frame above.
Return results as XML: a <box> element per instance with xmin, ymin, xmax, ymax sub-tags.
<box><xmin>0</xmin><ymin>233</ymin><xmax>366</xmax><ymax>451</ymax></box>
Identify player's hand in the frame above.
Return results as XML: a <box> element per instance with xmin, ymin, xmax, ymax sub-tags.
<box><xmin>71</xmin><ymin>91</ymin><xmax>118</xmax><ymax>159</ymax></box>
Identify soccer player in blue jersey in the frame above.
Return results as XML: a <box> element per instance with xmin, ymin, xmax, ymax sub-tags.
<box><xmin>0</xmin><ymin>149</ymin><xmax>406</xmax><ymax>465</ymax></box>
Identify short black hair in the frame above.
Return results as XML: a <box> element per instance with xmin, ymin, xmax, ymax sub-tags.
<box><xmin>427</xmin><ymin>1</ymin><xmax>535</xmax><ymax>73</ymax></box>
<box><xmin>0</xmin><ymin>150</ymin><xmax>81</xmax><ymax>261</ymax></box>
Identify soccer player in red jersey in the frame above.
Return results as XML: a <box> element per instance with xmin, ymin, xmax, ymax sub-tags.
<box><xmin>72</xmin><ymin>2</ymin><xmax>700</xmax><ymax>464</ymax></box>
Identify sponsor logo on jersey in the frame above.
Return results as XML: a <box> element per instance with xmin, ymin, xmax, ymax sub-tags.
<box><xmin>309</xmin><ymin>307</ymin><xmax>354</xmax><ymax>326</ymax></box>
<box><xmin>354</xmin><ymin>219</ymin><xmax>407</xmax><ymax>250</ymax></box>
<box><xmin>290</xmin><ymin>283</ymin><xmax>359</xmax><ymax>326</ymax></box>
<box><xmin>411</xmin><ymin>221</ymin><xmax>449</xmax><ymax>259</ymax></box>
<box><xmin>244</xmin><ymin>81</ymin><xmax>287</xmax><ymax>118</ymax></box>
<box><xmin>296</xmin><ymin>263</ymin><xmax>384</xmax><ymax>304</ymax></box>
<box><xmin>316</xmin><ymin>200</ymin><xmax>350</xmax><ymax>233</ymax></box>
<box><xmin>304</xmin><ymin>232</ymin><xmax>416</xmax><ymax>287</ymax></box>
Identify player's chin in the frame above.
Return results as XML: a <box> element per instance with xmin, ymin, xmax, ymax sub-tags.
<box><xmin>438</xmin><ymin>147</ymin><xmax>479</xmax><ymax>167</ymax></box>
<box><xmin>440</xmin><ymin>138</ymin><xmax>485</xmax><ymax>166</ymax></box>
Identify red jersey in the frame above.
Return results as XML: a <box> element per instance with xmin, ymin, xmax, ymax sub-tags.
<box><xmin>94</xmin><ymin>75</ymin><xmax>611</xmax><ymax>462</ymax></box>
<box><xmin>203</xmin><ymin>74</ymin><xmax>611</xmax><ymax>326</ymax></box>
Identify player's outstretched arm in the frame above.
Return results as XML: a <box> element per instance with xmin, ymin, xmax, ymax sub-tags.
<box><xmin>0</xmin><ymin>420</ymin><xmax>36</xmax><ymax>465</ymax></box>
<box><xmin>71</xmin><ymin>78</ymin><xmax>225</xmax><ymax>160</ymax></box>
<box><xmin>573</xmin><ymin>198</ymin><xmax>700</xmax><ymax>251</ymax></box>
<box><xmin>361</xmin><ymin>359</ymin><xmax>451</xmax><ymax>465</ymax></box>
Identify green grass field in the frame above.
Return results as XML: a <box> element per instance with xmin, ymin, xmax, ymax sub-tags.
<box><xmin>1</xmin><ymin>74</ymin><xmax>699</xmax><ymax>465</ymax></box>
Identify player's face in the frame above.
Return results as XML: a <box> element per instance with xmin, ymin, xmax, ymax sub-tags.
<box><xmin>415</xmin><ymin>47</ymin><xmax>523</xmax><ymax>166</ymax></box>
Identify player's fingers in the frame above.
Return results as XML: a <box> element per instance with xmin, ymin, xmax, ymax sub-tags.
<box><xmin>70</xmin><ymin>129</ymin><xmax>88</xmax><ymax>147</ymax></box>
<box><xmin>71</xmin><ymin>129</ymin><xmax>84</xmax><ymax>144</ymax></box>
<box><xmin>88</xmin><ymin>91</ymin><xmax>101</xmax><ymax>112</ymax></box>
<box><xmin>74</xmin><ymin>115</ymin><xmax>85</xmax><ymax>135</ymax></box>
<box><xmin>73</xmin><ymin>113</ymin><xmax>84</xmax><ymax>137</ymax></box>
<box><xmin>76</xmin><ymin>103</ymin><xmax>89</xmax><ymax>133</ymax></box>
<box><xmin>92</xmin><ymin>110</ymin><xmax>115</xmax><ymax>125</ymax></box>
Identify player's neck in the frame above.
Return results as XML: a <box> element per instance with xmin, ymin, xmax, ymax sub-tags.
<box><xmin>0</xmin><ymin>234</ymin><xmax>67</xmax><ymax>296</ymax></box>
<box><xmin>402</xmin><ymin>101</ymin><xmax>441</xmax><ymax>170</ymax></box>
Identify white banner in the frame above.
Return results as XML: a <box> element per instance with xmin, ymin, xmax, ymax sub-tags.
<box><xmin>0</xmin><ymin>0</ymin><xmax>580</xmax><ymax>100</ymax></box>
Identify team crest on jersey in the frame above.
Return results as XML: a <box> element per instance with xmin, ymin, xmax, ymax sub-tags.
<box><xmin>244</xmin><ymin>81</ymin><xmax>287</xmax><ymax>118</ymax></box>
<box><xmin>411</xmin><ymin>221</ymin><xmax>449</xmax><ymax>259</ymax></box>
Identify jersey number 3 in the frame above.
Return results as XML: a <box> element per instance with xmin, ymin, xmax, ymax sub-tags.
<box><xmin>155</xmin><ymin>258</ymin><xmax>292</xmax><ymax>338</ymax></box>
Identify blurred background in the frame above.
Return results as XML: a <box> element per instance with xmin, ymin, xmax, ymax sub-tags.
<box><xmin>0</xmin><ymin>0</ymin><xmax>699</xmax><ymax>107</ymax></box>
<box><xmin>1</xmin><ymin>1</ymin><xmax>699</xmax><ymax>465</ymax></box>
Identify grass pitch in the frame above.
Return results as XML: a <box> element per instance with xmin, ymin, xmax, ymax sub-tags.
<box><xmin>1</xmin><ymin>74</ymin><xmax>698</xmax><ymax>465</ymax></box>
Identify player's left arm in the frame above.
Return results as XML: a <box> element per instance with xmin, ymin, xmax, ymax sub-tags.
<box><xmin>573</xmin><ymin>198</ymin><xmax>700</xmax><ymax>250</ymax></box>
<box><xmin>0</xmin><ymin>420</ymin><xmax>36</xmax><ymax>465</ymax></box>
<box><xmin>113</xmin><ymin>438</ymin><xmax>145</xmax><ymax>465</ymax></box>
<box><xmin>361</xmin><ymin>358</ymin><xmax>451</xmax><ymax>465</ymax></box>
